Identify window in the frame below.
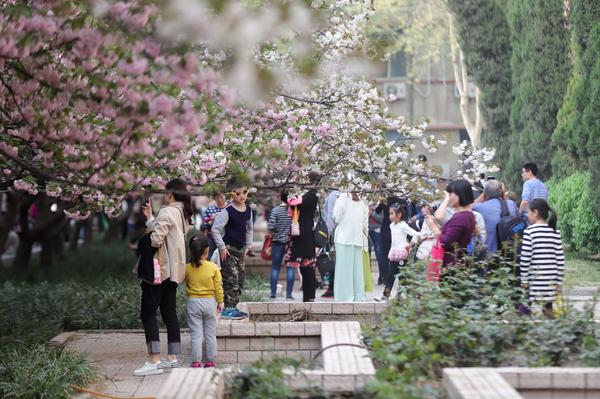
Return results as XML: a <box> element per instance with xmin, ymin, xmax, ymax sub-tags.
<box><xmin>388</xmin><ymin>51</ymin><xmax>407</xmax><ymax>78</ymax></box>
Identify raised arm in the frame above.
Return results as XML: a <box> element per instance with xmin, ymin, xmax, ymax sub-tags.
<box><xmin>149</xmin><ymin>207</ymin><xmax>174</xmax><ymax>248</ymax></box>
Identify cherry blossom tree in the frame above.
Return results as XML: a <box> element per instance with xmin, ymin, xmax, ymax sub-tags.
<box><xmin>0</xmin><ymin>0</ymin><xmax>498</xmax><ymax>270</ymax></box>
<box><xmin>218</xmin><ymin>0</ymin><xmax>498</xmax><ymax>199</ymax></box>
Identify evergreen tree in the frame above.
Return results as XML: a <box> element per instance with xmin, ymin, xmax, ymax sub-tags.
<box><xmin>552</xmin><ymin>0</ymin><xmax>600</xmax><ymax>176</ymax></box>
<box><xmin>447</xmin><ymin>0</ymin><xmax>513</xmax><ymax>180</ymax></box>
<box><xmin>505</xmin><ymin>0</ymin><xmax>570</xmax><ymax>188</ymax></box>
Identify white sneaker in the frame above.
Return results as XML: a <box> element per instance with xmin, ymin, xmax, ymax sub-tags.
<box><xmin>133</xmin><ymin>361</ymin><xmax>163</xmax><ymax>376</ymax></box>
<box><xmin>161</xmin><ymin>359</ymin><xmax>180</xmax><ymax>369</ymax></box>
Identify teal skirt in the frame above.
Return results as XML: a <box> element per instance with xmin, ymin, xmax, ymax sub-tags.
<box><xmin>333</xmin><ymin>243</ymin><xmax>367</xmax><ymax>302</ymax></box>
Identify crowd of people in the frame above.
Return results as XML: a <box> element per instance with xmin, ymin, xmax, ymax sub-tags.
<box><xmin>132</xmin><ymin>162</ymin><xmax>565</xmax><ymax>375</ymax></box>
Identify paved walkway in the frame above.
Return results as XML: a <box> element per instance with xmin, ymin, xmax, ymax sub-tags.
<box><xmin>61</xmin><ymin>331</ymin><xmax>194</xmax><ymax>398</ymax></box>
<box><xmin>60</xmin><ymin>261</ymin><xmax>599</xmax><ymax>398</ymax></box>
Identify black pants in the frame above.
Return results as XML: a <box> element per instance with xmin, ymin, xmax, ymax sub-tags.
<box><xmin>380</xmin><ymin>233</ymin><xmax>391</xmax><ymax>284</ymax></box>
<box><xmin>385</xmin><ymin>261</ymin><xmax>402</xmax><ymax>290</ymax></box>
<box><xmin>327</xmin><ymin>269</ymin><xmax>335</xmax><ymax>292</ymax></box>
<box><xmin>140</xmin><ymin>279</ymin><xmax>181</xmax><ymax>355</ymax></box>
<box><xmin>300</xmin><ymin>266</ymin><xmax>317</xmax><ymax>302</ymax></box>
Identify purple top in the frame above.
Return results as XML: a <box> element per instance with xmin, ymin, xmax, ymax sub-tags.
<box><xmin>440</xmin><ymin>211</ymin><xmax>475</xmax><ymax>266</ymax></box>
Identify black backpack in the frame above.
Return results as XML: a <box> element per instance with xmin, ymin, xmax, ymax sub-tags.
<box><xmin>496</xmin><ymin>199</ymin><xmax>527</xmax><ymax>249</ymax></box>
<box><xmin>313</xmin><ymin>203</ymin><xmax>329</xmax><ymax>248</ymax></box>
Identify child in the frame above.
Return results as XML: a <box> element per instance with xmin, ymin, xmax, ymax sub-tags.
<box><xmin>186</xmin><ymin>235</ymin><xmax>224</xmax><ymax>368</ymax></box>
<box><xmin>520</xmin><ymin>198</ymin><xmax>565</xmax><ymax>316</ymax></box>
<box><xmin>382</xmin><ymin>204</ymin><xmax>418</xmax><ymax>299</ymax></box>
<box><xmin>211</xmin><ymin>179</ymin><xmax>253</xmax><ymax>319</ymax></box>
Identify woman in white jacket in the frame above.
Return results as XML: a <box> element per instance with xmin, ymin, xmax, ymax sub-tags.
<box><xmin>333</xmin><ymin>192</ymin><xmax>369</xmax><ymax>302</ymax></box>
<box><xmin>134</xmin><ymin>178</ymin><xmax>192</xmax><ymax>377</ymax></box>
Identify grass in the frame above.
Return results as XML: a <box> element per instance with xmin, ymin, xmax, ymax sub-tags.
<box><xmin>24</xmin><ymin>240</ymin><xmax>138</xmax><ymax>283</ymax></box>
<box><xmin>0</xmin><ymin>239</ymin><xmax>269</xmax><ymax>398</ymax></box>
<box><xmin>0</xmin><ymin>240</ymin><xmax>270</xmax><ymax>345</ymax></box>
<box><xmin>565</xmin><ymin>252</ymin><xmax>600</xmax><ymax>287</ymax></box>
<box><xmin>0</xmin><ymin>344</ymin><xmax>97</xmax><ymax>399</ymax></box>
<box><xmin>241</xmin><ymin>271</ymin><xmax>269</xmax><ymax>302</ymax></box>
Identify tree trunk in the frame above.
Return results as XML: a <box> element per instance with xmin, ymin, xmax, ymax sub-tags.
<box><xmin>69</xmin><ymin>221</ymin><xmax>82</xmax><ymax>250</ymax></box>
<box><xmin>11</xmin><ymin>193</ymin><xmax>66</xmax><ymax>272</ymax></box>
<box><xmin>11</xmin><ymin>194</ymin><xmax>36</xmax><ymax>273</ymax></box>
<box><xmin>449</xmin><ymin>12</ymin><xmax>483</xmax><ymax>148</ymax></box>
<box><xmin>40</xmin><ymin>218</ymin><xmax>68</xmax><ymax>268</ymax></box>
<box><xmin>103</xmin><ymin>218</ymin><xmax>123</xmax><ymax>243</ymax></box>
<box><xmin>82</xmin><ymin>217</ymin><xmax>93</xmax><ymax>244</ymax></box>
<box><xmin>12</xmin><ymin>234</ymin><xmax>34</xmax><ymax>274</ymax></box>
<box><xmin>0</xmin><ymin>192</ymin><xmax>19</xmax><ymax>266</ymax></box>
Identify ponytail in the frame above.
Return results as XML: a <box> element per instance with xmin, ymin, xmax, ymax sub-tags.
<box><xmin>548</xmin><ymin>207</ymin><xmax>558</xmax><ymax>230</ymax></box>
<box><xmin>528</xmin><ymin>198</ymin><xmax>558</xmax><ymax>230</ymax></box>
<box><xmin>189</xmin><ymin>235</ymin><xmax>209</xmax><ymax>268</ymax></box>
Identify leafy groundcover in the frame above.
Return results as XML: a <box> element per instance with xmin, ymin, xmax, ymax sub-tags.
<box><xmin>364</xmin><ymin>259</ymin><xmax>600</xmax><ymax>398</ymax></box>
<box><xmin>227</xmin><ymin>256</ymin><xmax>600</xmax><ymax>399</ymax></box>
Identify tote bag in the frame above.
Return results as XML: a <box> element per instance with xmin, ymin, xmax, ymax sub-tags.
<box><xmin>427</xmin><ymin>238</ymin><xmax>444</xmax><ymax>282</ymax></box>
<box><xmin>260</xmin><ymin>235</ymin><xmax>273</xmax><ymax>261</ymax></box>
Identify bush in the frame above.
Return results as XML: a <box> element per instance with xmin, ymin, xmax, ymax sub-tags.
<box><xmin>0</xmin><ymin>344</ymin><xmax>97</xmax><ymax>399</ymax></box>
<box><xmin>548</xmin><ymin>172</ymin><xmax>600</xmax><ymax>253</ymax></box>
<box><xmin>363</xmin><ymin>259</ymin><xmax>600</xmax><ymax>399</ymax></box>
<box><xmin>0</xmin><ymin>279</ymin><xmax>205</xmax><ymax>345</ymax></box>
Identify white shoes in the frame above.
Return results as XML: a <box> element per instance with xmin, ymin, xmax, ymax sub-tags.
<box><xmin>161</xmin><ymin>359</ymin><xmax>180</xmax><ymax>369</ymax></box>
<box><xmin>373</xmin><ymin>296</ymin><xmax>389</xmax><ymax>302</ymax></box>
<box><xmin>133</xmin><ymin>361</ymin><xmax>163</xmax><ymax>376</ymax></box>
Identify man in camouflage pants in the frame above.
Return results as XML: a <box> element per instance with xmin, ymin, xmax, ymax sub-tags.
<box><xmin>211</xmin><ymin>180</ymin><xmax>253</xmax><ymax>320</ymax></box>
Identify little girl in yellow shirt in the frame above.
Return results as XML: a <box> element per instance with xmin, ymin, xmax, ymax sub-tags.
<box><xmin>186</xmin><ymin>235</ymin><xmax>224</xmax><ymax>368</ymax></box>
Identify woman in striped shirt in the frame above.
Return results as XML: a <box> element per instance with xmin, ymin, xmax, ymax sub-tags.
<box><xmin>268</xmin><ymin>191</ymin><xmax>294</xmax><ymax>299</ymax></box>
<box><xmin>520</xmin><ymin>198</ymin><xmax>565</xmax><ymax>316</ymax></box>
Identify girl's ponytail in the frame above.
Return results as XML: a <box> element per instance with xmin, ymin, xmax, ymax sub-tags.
<box><xmin>548</xmin><ymin>207</ymin><xmax>558</xmax><ymax>231</ymax></box>
<box><xmin>528</xmin><ymin>198</ymin><xmax>558</xmax><ymax>230</ymax></box>
<box><xmin>189</xmin><ymin>235</ymin><xmax>209</xmax><ymax>268</ymax></box>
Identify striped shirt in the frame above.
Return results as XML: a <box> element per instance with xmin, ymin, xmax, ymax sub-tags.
<box><xmin>520</xmin><ymin>224</ymin><xmax>565</xmax><ymax>302</ymax></box>
<box><xmin>268</xmin><ymin>204</ymin><xmax>291</xmax><ymax>243</ymax></box>
<box><xmin>521</xmin><ymin>178</ymin><xmax>548</xmax><ymax>216</ymax></box>
<box><xmin>200</xmin><ymin>203</ymin><xmax>226</xmax><ymax>232</ymax></box>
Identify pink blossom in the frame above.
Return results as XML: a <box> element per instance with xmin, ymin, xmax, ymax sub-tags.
<box><xmin>64</xmin><ymin>210</ymin><xmax>91</xmax><ymax>220</ymax></box>
<box><xmin>118</xmin><ymin>58</ymin><xmax>148</xmax><ymax>75</ymax></box>
<box><xmin>13</xmin><ymin>179</ymin><xmax>38</xmax><ymax>195</ymax></box>
<box><xmin>149</xmin><ymin>95</ymin><xmax>176</xmax><ymax>117</ymax></box>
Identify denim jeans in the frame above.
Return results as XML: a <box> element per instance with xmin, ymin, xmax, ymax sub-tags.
<box><xmin>270</xmin><ymin>241</ymin><xmax>295</xmax><ymax>297</ymax></box>
<box><xmin>369</xmin><ymin>230</ymin><xmax>384</xmax><ymax>281</ymax></box>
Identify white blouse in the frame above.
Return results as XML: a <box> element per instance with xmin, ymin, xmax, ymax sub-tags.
<box><xmin>390</xmin><ymin>221</ymin><xmax>418</xmax><ymax>250</ymax></box>
<box><xmin>333</xmin><ymin>193</ymin><xmax>369</xmax><ymax>250</ymax></box>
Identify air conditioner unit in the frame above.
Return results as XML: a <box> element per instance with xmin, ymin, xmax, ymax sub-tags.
<box><xmin>383</xmin><ymin>82</ymin><xmax>407</xmax><ymax>100</ymax></box>
<box><xmin>454</xmin><ymin>82</ymin><xmax>477</xmax><ymax>99</ymax></box>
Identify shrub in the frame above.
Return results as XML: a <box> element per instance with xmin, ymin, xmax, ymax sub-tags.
<box><xmin>363</xmin><ymin>259</ymin><xmax>600</xmax><ymax>398</ymax></box>
<box><xmin>0</xmin><ymin>279</ymin><xmax>192</xmax><ymax>345</ymax></box>
<box><xmin>0</xmin><ymin>344</ymin><xmax>97</xmax><ymax>399</ymax></box>
<box><xmin>225</xmin><ymin>358</ymin><xmax>311</xmax><ymax>399</ymax></box>
<box><xmin>548</xmin><ymin>172</ymin><xmax>600</xmax><ymax>253</ymax></box>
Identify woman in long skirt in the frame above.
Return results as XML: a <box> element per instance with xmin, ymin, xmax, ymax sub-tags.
<box><xmin>333</xmin><ymin>192</ymin><xmax>368</xmax><ymax>302</ymax></box>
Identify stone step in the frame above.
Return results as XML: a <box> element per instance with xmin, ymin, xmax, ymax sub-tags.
<box><xmin>157</xmin><ymin>368</ymin><xmax>223</xmax><ymax>399</ymax></box>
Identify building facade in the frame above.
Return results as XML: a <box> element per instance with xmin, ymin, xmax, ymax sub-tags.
<box><xmin>373</xmin><ymin>52</ymin><xmax>477</xmax><ymax>177</ymax></box>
